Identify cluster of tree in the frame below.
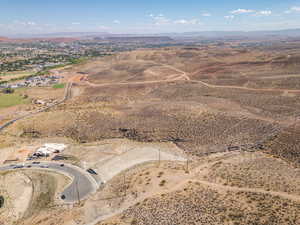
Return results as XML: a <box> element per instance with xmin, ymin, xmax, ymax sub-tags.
<box><xmin>1</xmin><ymin>88</ymin><xmax>14</xmax><ymax>94</ymax></box>
<box><xmin>0</xmin><ymin>54</ymin><xmax>79</xmax><ymax>72</ymax></box>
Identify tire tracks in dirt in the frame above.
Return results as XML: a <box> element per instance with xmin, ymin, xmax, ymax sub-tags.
<box><xmin>86</xmin><ymin>152</ymin><xmax>300</xmax><ymax>225</ymax></box>
<box><xmin>83</xmin><ymin>62</ymin><xmax>300</xmax><ymax>94</ymax></box>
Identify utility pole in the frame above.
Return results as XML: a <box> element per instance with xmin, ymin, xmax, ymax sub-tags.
<box><xmin>185</xmin><ymin>153</ymin><xmax>189</xmax><ymax>173</ymax></box>
<box><xmin>123</xmin><ymin>172</ymin><xmax>126</xmax><ymax>197</ymax></box>
<box><xmin>158</xmin><ymin>148</ymin><xmax>161</xmax><ymax>167</ymax></box>
<box><xmin>32</xmin><ymin>119</ymin><xmax>35</xmax><ymax>140</ymax></box>
<box><xmin>294</xmin><ymin>112</ymin><xmax>298</xmax><ymax>133</ymax></box>
<box><xmin>76</xmin><ymin>180</ymin><xmax>80</xmax><ymax>206</ymax></box>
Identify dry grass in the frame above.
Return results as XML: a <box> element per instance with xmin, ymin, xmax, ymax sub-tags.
<box><xmin>203</xmin><ymin>152</ymin><xmax>300</xmax><ymax>194</ymax></box>
<box><xmin>2</xmin><ymin>44</ymin><xmax>300</xmax><ymax>225</ymax></box>
<box><xmin>7</xmin><ymin>45</ymin><xmax>300</xmax><ymax>163</ymax></box>
<box><xmin>99</xmin><ymin>182</ymin><xmax>300</xmax><ymax>225</ymax></box>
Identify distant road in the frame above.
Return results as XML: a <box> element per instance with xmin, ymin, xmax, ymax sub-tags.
<box><xmin>83</xmin><ymin>62</ymin><xmax>300</xmax><ymax>93</ymax></box>
<box><xmin>0</xmin><ymin>82</ymin><xmax>73</xmax><ymax>133</ymax></box>
<box><xmin>189</xmin><ymin>79</ymin><xmax>300</xmax><ymax>93</ymax></box>
<box><xmin>160</xmin><ymin>63</ymin><xmax>300</xmax><ymax>93</ymax></box>
<box><xmin>0</xmin><ymin>161</ymin><xmax>98</xmax><ymax>203</ymax></box>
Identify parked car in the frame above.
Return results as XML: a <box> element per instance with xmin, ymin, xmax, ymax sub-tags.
<box><xmin>13</xmin><ymin>165</ymin><xmax>23</xmax><ymax>169</ymax></box>
<box><xmin>87</xmin><ymin>168</ymin><xmax>97</xmax><ymax>175</ymax></box>
<box><xmin>39</xmin><ymin>165</ymin><xmax>49</xmax><ymax>168</ymax></box>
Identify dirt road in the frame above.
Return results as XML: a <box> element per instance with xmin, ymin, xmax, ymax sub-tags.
<box><xmin>86</xmin><ymin>152</ymin><xmax>300</xmax><ymax>225</ymax></box>
<box><xmin>190</xmin><ymin>79</ymin><xmax>300</xmax><ymax>93</ymax></box>
<box><xmin>161</xmin><ymin>63</ymin><xmax>300</xmax><ymax>93</ymax></box>
<box><xmin>82</xmin><ymin>62</ymin><xmax>300</xmax><ymax>94</ymax></box>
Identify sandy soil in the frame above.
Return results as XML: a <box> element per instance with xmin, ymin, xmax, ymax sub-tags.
<box><xmin>0</xmin><ymin>171</ymin><xmax>33</xmax><ymax>224</ymax></box>
<box><xmin>93</xmin><ymin>151</ymin><xmax>300</xmax><ymax>225</ymax></box>
<box><xmin>65</xmin><ymin>139</ymin><xmax>186</xmax><ymax>182</ymax></box>
<box><xmin>1</xmin><ymin>45</ymin><xmax>300</xmax><ymax>225</ymax></box>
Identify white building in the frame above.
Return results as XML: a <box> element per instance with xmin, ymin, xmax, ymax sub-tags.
<box><xmin>35</xmin><ymin>143</ymin><xmax>67</xmax><ymax>157</ymax></box>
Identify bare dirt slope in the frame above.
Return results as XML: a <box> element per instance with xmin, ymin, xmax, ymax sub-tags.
<box><xmin>1</xmin><ymin>44</ymin><xmax>300</xmax><ymax>225</ymax></box>
<box><xmin>95</xmin><ymin>152</ymin><xmax>300</xmax><ymax>225</ymax></box>
<box><xmin>0</xmin><ymin>170</ymin><xmax>69</xmax><ymax>225</ymax></box>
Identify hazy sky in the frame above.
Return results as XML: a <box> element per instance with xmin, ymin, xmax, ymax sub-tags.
<box><xmin>1</xmin><ymin>0</ymin><xmax>300</xmax><ymax>35</ymax></box>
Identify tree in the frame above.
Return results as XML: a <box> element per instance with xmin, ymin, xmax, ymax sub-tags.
<box><xmin>2</xmin><ymin>88</ymin><xmax>14</xmax><ymax>94</ymax></box>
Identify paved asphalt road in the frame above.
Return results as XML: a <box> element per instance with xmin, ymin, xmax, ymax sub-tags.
<box><xmin>0</xmin><ymin>161</ymin><xmax>98</xmax><ymax>204</ymax></box>
<box><xmin>0</xmin><ymin>82</ymin><xmax>72</xmax><ymax>133</ymax></box>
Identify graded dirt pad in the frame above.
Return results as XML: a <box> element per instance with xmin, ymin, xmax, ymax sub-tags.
<box><xmin>66</xmin><ymin>139</ymin><xmax>185</xmax><ymax>181</ymax></box>
<box><xmin>18</xmin><ymin>207</ymin><xmax>82</xmax><ymax>225</ymax></box>
<box><xmin>0</xmin><ymin>170</ymin><xmax>69</xmax><ymax>225</ymax></box>
<box><xmin>2</xmin><ymin>170</ymin><xmax>71</xmax><ymax>225</ymax></box>
<box><xmin>0</xmin><ymin>147</ymin><xmax>17</xmax><ymax>163</ymax></box>
<box><xmin>0</xmin><ymin>136</ymin><xmax>74</xmax><ymax>164</ymax></box>
<box><xmin>0</xmin><ymin>171</ymin><xmax>33</xmax><ymax>225</ymax></box>
<box><xmin>83</xmin><ymin>161</ymin><xmax>189</xmax><ymax>224</ymax></box>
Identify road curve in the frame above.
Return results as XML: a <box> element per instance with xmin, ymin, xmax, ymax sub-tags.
<box><xmin>0</xmin><ymin>161</ymin><xmax>98</xmax><ymax>204</ymax></box>
<box><xmin>0</xmin><ymin>82</ymin><xmax>72</xmax><ymax>133</ymax></box>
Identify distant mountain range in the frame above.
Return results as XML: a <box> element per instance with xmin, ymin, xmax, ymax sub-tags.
<box><xmin>11</xmin><ymin>32</ymin><xmax>111</xmax><ymax>38</ymax></box>
<box><xmin>95</xmin><ymin>36</ymin><xmax>174</xmax><ymax>43</ymax></box>
<box><xmin>3</xmin><ymin>28</ymin><xmax>300</xmax><ymax>41</ymax></box>
<box><xmin>166</xmin><ymin>29</ymin><xmax>300</xmax><ymax>38</ymax></box>
<box><xmin>0</xmin><ymin>36</ymin><xmax>80</xmax><ymax>43</ymax></box>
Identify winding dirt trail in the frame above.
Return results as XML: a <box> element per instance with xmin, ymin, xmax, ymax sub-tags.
<box><xmin>192</xmin><ymin>179</ymin><xmax>300</xmax><ymax>202</ymax></box>
<box><xmin>258</xmin><ymin>74</ymin><xmax>300</xmax><ymax>79</ymax></box>
<box><xmin>86</xmin><ymin>152</ymin><xmax>300</xmax><ymax>225</ymax></box>
<box><xmin>182</xmin><ymin>157</ymin><xmax>300</xmax><ymax>203</ymax></box>
<box><xmin>189</xmin><ymin>79</ymin><xmax>300</xmax><ymax>93</ymax></box>
<box><xmin>84</xmin><ymin>76</ymin><xmax>184</xmax><ymax>87</ymax></box>
<box><xmin>87</xmin><ymin>176</ymin><xmax>300</xmax><ymax>225</ymax></box>
<box><xmin>81</xmin><ymin>62</ymin><xmax>298</xmax><ymax>127</ymax></box>
<box><xmin>87</xmin><ymin>174</ymin><xmax>300</xmax><ymax>225</ymax></box>
<box><xmin>161</xmin><ymin>63</ymin><xmax>300</xmax><ymax>93</ymax></box>
<box><xmin>83</xmin><ymin>62</ymin><xmax>300</xmax><ymax>94</ymax></box>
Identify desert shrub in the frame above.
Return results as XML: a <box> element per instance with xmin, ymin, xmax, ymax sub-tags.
<box><xmin>0</xmin><ymin>196</ymin><xmax>4</xmax><ymax>208</ymax></box>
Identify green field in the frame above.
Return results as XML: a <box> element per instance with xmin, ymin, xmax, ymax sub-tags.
<box><xmin>0</xmin><ymin>71</ymin><xmax>34</xmax><ymax>85</ymax></box>
<box><xmin>0</xmin><ymin>71</ymin><xmax>33</xmax><ymax>77</ymax></box>
<box><xmin>52</xmin><ymin>83</ymin><xmax>65</xmax><ymax>89</ymax></box>
<box><xmin>0</xmin><ymin>93</ymin><xmax>29</xmax><ymax>109</ymax></box>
